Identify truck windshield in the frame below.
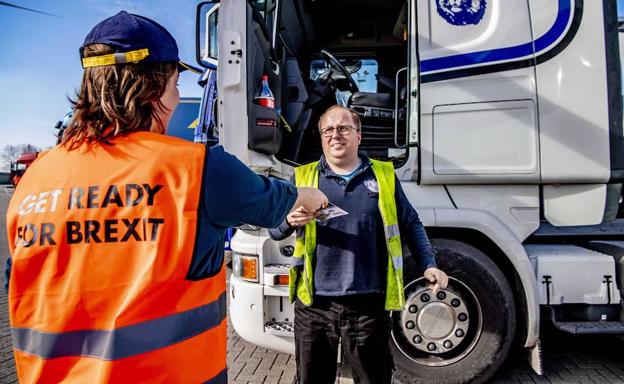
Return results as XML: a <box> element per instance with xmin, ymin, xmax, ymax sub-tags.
<box><xmin>310</xmin><ymin>58</ymin><xmax>378</xmax><ymax>93</ymax></box>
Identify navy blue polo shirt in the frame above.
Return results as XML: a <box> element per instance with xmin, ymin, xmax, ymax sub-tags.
<box><xmin>269</xmin><ymin>155</ymin><xmax>436</xmax><ymax>296</ymax></box>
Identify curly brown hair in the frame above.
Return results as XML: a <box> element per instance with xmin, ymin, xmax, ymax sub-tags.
<box><xmin>61</xmin><ymin>44</ymin><xmax>177</xmax><ymax>148</ymax></box>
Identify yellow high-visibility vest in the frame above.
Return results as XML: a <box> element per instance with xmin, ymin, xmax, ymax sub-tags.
<box><xmin>289</xmin><ymin>159</ymin><xmax>405</xmax><ymax>310</ymax></box>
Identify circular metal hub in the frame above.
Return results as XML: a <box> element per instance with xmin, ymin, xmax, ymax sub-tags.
<box><xmin>400</xmin><ymin>287</ymin><xmax>469</xmax><ymax>354</ymax></box>
<box><xmin>417</xmin><ymin>302</ymin><xmax>455</xmax><ymax>339</ymax></box>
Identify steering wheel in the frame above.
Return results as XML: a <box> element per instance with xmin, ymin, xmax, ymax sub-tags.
<box><xmin>320</xmin><ymin>49</ymin><xmax>359</xmax><ymax>93</ymax></box>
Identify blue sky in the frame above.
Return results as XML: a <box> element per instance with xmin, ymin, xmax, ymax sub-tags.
<box><xmin>1</xmin><ymin>1</ymin><xmax>624</xmax><ymax>154</ymax></box>
<box><xmin>0</xmin><ymin>0</ymin><xmax>204</xmax><ymax>154</ymax></box>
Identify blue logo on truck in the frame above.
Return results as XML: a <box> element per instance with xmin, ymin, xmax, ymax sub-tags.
<box><xmin>436</xmin><ymin>0</ymin><xmax>487</xmax><ymax>26</ymax></box>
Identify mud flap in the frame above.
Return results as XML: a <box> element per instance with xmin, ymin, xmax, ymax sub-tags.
<box><xmin>528</xmin><ymin>338</ymin><xmax>543</xmax><ymax>375</ymax></box>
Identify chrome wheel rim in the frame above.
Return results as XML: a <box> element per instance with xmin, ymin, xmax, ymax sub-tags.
<box><xmin>391</xmin><ymin>277</ymin><xmax>483</xmax><ymax>367</ymax></box>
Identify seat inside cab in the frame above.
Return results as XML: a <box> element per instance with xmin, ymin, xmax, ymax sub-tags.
<box><xmin>247</xmin><ymin>0</ymin><xmax>409</xmax><ymax>165</ymax></box>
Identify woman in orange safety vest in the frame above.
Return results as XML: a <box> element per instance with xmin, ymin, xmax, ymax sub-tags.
<box><xmin>5</xmin><ymin>11</ymin><xmax>327</xmax><ymax>383</ymax></box>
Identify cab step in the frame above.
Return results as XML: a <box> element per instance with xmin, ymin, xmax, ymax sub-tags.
<box><xmin>545</xmin><ymin>306</ymin><xmax>624</xmax><ymax>334</ymax></box>
<box><xmin>552</xmin><ymin>321</ymin><xmax>624</xmax><ymax>334</ymax></box>
<box><xmin>264</xmin><ymin>320</ymin><xmax>293</xmax><ymax>336</ymax></box>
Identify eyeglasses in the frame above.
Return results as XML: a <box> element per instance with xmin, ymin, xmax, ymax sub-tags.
<box><xmin>319</xmin><ymin>125</ymin><xmax>358</xmax><ymax>138</ymax></box>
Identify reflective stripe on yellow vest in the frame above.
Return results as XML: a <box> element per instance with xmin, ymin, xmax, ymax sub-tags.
<box><xmin>6</xmin><ymin>132</ymin><xmax>227</xmax><ymax>383</ymax></box>
<box><xmin>289</xmin><ymin>159</ymin><xmax>405</xmax><ymax>310</ymax></box>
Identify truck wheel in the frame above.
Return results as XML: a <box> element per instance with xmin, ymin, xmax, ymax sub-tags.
<box><xmin>391</xmin><ymin>239</ymin><xmax>516</xmax><ymax>384</ymax></box>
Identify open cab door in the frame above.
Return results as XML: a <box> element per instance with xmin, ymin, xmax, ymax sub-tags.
<box><xmin>199</xmin><ymin>0</ymin><xmax>283</xmax><ymax>175</ymax></box>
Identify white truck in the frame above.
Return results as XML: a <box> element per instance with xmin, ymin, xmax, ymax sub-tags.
<box><xmin>194</xmin><ymin>0</ymin><xmax>624</xmax><ymax>382</ymax></box>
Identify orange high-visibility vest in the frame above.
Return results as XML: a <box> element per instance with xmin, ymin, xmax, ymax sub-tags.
<box><xmin>6</xmin><ymin>132</ymin><xmax>227</xmax><ymax>383</ymax></box>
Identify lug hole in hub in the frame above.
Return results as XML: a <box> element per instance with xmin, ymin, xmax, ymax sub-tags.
<box><xmin>427</xmin><ymin>342</ymin><xmax>437</xmax><ymax>351</ymax></box>
<box><xmin>408</xmin><ymin>305</ymin><xmax>418</xmax><ymax>313</ymax></box>
<box><xmin>443</xmin><ymin>340</ymin><xmax>453</xmax><ymax>349</ymax></box>
<box><xmin>413</xmin><ymin>335</ymin><xmax>422</xmax><ymax>344</ymax></box>
<box><xmin>406</xmin><ymin>320</ymin><xmax>415</xmax><ymax>329</ymax></box>
<box><xmin>436</xmin><ymin>291</ymin><xmax>446</xmax><ymax>300</ymax></box>
<box><xmin>421</xmin><ymin>294</ymin><xmax>430</xmax><ymax>303</ymax></box>
<box><xmin>458</xmin><ymin>313</ymin><xmax>468</xmax><ymax>322</ymax></box>
<box><xmin>455</xmin><ymin>329</ymin><xmax>465</xmax><ymax>338</ymax></box>
<box><xmin>451</xmin><ymin>298</ymin><xmax>460</xmax><ymax>307</ymax></box>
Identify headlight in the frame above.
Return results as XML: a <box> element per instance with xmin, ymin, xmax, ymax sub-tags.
<box><xmin>232</xmin><ymin>253</ymin><xmax>259</xmax><ymax>282</ymax></box>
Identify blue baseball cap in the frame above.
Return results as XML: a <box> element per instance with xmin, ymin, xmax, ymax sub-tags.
<box><xmin>80</xmin><ymin>11</ymin><xmax>201</xmax><ymax>74</ymax></box>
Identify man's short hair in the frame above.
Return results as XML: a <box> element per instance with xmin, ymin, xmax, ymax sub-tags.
<box><xmin>318</xmin><ymin>105</ymin><xmax>361</xmax><ymax>132</ymax></box>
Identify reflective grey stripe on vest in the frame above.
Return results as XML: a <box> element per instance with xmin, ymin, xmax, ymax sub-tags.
<box><xmin>393</xmin><ymin>256</ymin><xmax>403</xmax><ymax>270</ymax></box>
<box><xmin>386</xmin><ymin>224</ymin><xmax>400</xmax><ymax>239</ymax></box>
<box><xmin>291</xmin><ymin>256</ymin><xmax>304</xmax><ymax>267</ymax></box>
<box><xmin>12</xmin><ymin>292</ymin><xmax>227</xmax><ymax>360</ymax></box>
<box><xmin>204</xmin><ymin>368</ymin><xmax>228</xmax><ymax>384</ymax></box>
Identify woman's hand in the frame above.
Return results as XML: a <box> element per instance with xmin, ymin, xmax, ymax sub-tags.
<box><xmin>287</xmin><ymin>206</ymin><xmax>318</xmax><ymax>227</ymax></box>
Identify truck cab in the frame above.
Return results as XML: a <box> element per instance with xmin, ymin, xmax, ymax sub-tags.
<box><xmin>195</xmin><ymin>1</ymin><xmax>624</xmax><ymax>382</ymax></box>
<box><xmin>10</xmin><ymin>152</ymin><xmax>38</xmax><ymax>187</ymax></box>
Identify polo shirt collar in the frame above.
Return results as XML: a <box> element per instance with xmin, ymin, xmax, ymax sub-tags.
<box><xmin>317</xmin><ymin>154</ymin><xmax>371</xmax><ymax>177</ymax></box>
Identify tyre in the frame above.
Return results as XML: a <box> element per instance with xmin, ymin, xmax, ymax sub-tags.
<box><xmin>391</xmin><ymin>239</ymin><xmax>516</xmax><ymax>384</ymax></box>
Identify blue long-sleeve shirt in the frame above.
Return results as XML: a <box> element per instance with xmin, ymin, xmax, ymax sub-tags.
<box><xmin>269</xmin><ymin>155</ymin><xmax>436</xmax><ymax>296</ymax></box>
<box><xmin>186</xmin><ymin>146</ymin><xmax>298</xmax><ymax>279</ymax></box>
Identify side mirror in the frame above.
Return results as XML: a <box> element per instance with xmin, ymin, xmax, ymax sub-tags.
<box><xmin>196</xmin><ymin>1</ymin><xmax>219</xmax><ymax>69</ymax></box>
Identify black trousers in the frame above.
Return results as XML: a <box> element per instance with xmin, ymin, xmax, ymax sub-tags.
<box><xmin>294</xmin><ymin>294</ymin><xmax>393</xmax><ymax>384</ymax></box>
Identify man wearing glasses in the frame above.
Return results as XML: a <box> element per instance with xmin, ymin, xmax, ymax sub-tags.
<box><xmin>269</xmin><ymin>105</ymin><xmax>449</xmax><ymax>384</ymax></box>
